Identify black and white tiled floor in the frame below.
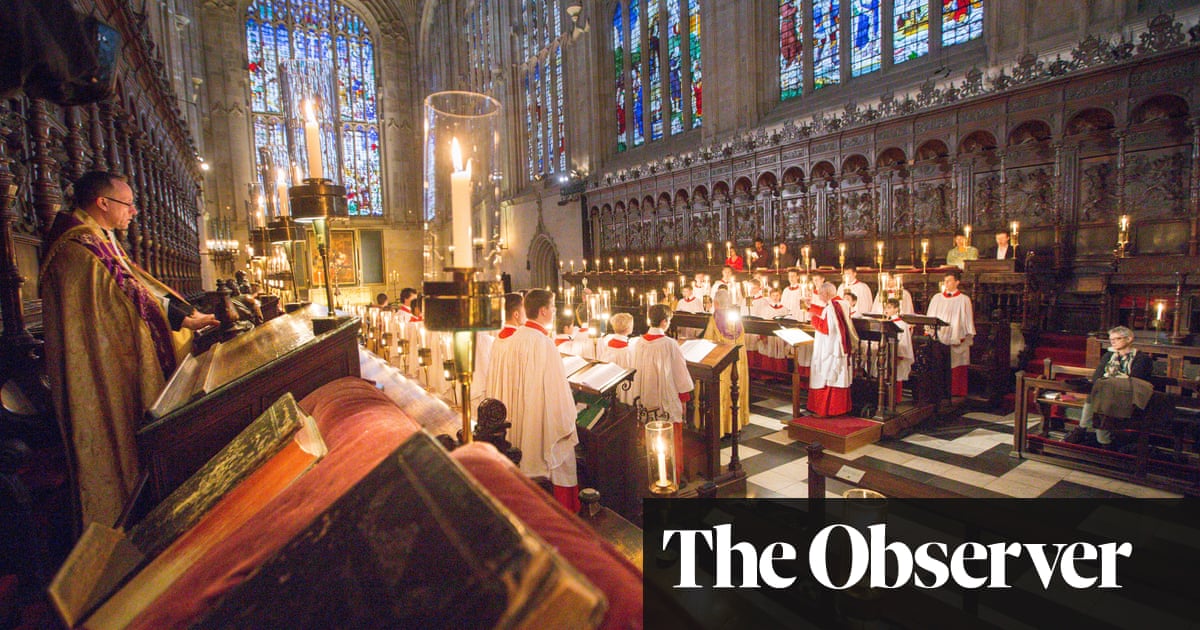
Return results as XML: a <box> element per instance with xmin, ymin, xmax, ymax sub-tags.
<box><xmin>724</xmin><ymin>395</ymin><xmax>1182</xmax><ymax>499</ymax></box>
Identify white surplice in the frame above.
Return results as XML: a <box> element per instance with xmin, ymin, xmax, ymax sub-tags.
<box><xmin>926</xmin><ymin>291</ymin><xmax>975</xmax><ymax>368</ymax></box>
<box><xmin>837</xmin><ymin>280</ymin><xmax>875</xmax><ymax>314</ymax></box>
<box><xmin>809</xmin><ymin>298</ymin><xmax>853</xmax><ymax>390</ymax></box>
<box><xmin>675</xmin><ymin>295</ymin><xmax>704</xmax><ymax>313</ymax></box>
<box><xmin>470</xmin><ymin>330</ymin><xmax>495</xmax><ymax>411</ymax></box>
<box><xmin>751</xmin><ymin>300</ymin><xmax>791</xmax><ymax>359</ymax></box>
<box><xmin>632</xmin><ymin>329</ymin><xmax>694</xmax><ymax>422</ymax></box>
<box><xmin>599</xmin><ymin>334</ymin><xmax>638</xmax><ymax>405</ymax></box>
<box><xmin>486</xmin><ymin>322</ymin><xmax>579</xmax><ymax>486</ymax></box>
<box><xmin>870</xmin><ymin>289</ymin><xmax>915</xmax><ymax>316</ymax></box>
<box><xmin>892</xmin><ymin>316</ymin><xmax>914</xmax><ymax>381</ymax></box>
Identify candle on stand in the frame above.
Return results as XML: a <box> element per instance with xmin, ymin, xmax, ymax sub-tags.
<box><xmin>656</xmin><ymin>255</ymin><xmax>662</xmax><ymax>271</ymax></box>
<box><xmin>963</xmin><ymin>224</ymin><xmax>972</xmax><ymax>244</ymax></box>
<box><xmin>303</xmin><ymin>100</ymin><xmax>324</xmax><ymax>180</ymax></box>
<box><xmin>706</xmin><ymin>242</ymin><xmax>713</xmax><ymax>263</ymax></box>
<box><xmin>608</xmin><ymin>257</ymin><xmax>614</xmax><ymax>271</ymax></box>
<box><xmin>1119</xmin><ymin>215</ymin><xmax>1129</xmax><ymax>232</ymax></box>
<box><xmin>745</xmin><ymin>248</ymin><xmax>753</xmax><ymax>267</ymax></box>
<box><xmin>725</xmin><ymin>241</ymin><xmax>732</xmax><ymax>260</ymax></box>
<box><xmin>1156</xmin><ymin>301</ymin><xmax>1165</xmax><ymax>321</ymax></box>
<box><xmin>275</xmin><ymin>170</ymin><xmax>290</xmax><ymax>216</ymax></box>
<box><xmin>876</xmin><ymin>241</ymin><xmax>885</xmax><ymax>268</ymax></box>
<box><xmin>449</xmin><ymin>138</ymin><xmax>473</xmax><ymax>268</ymax></box>
<box><xmin>667</xmin><ymin>281</ymin><xmax>675</xmax><ymax>295</ymax></box>
<box><xmin>570</xmin><ymin>260</ymin><xmax>576</xmax><ymax>272</ymax></box>
<box><xmin>674</xmin><ymin>254</ymin><xmax>680</xmax><ymax>270</ymax></box>
<box><xmin>623</xmin><ymin>256</ymin><xmax>630</xmax><ymax>270</ymax></box>
<box><xmin>1010</xmin><ymin>221</ymin><xmax>1020</xmax><ymax>245</ymax></box>
<box><xmin>921</xmin><ymin>240</ymin><xmax>929</xmax><ymax>257</ymax></box>
<box><xmin>640</xmin><ymin>255</ymin><xmax>645</xmax><ymax>270</ymax></box>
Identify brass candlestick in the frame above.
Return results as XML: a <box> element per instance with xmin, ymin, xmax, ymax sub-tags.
<box><xmin>397</xmin><ymin>338</ymin><xmax>410</xmax><ymax>373</ymax></box>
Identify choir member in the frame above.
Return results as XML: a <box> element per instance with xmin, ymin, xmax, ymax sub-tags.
<box><xmin>743</xmin><ymin>279</ymin><xmax>766</xmax><ymax>369</ymax></box>
<box><xmin>870</xmin><ymin>275</ymin><xmax>915</xmax><ymax>315</ymax></box>
<box><xmin>486</xmin><ymin>289</ymin><xmax>580</xmax><ymax>512</ymax></box>
<box><xmin>474</xmin><ymin>293</ymin><xmax>525</xmax><ymax>409</ymax></box>
<box><xmin>807</xmin><ymin>283</ymin><xmax>856</xmax><ymax>417</ymax></box>
<box><xmin>396</xmin><ymin>287</ymin><xmax>419</xmax><ymax>324</ymax></box>
<box><xmin>883</xmin><ymin>298</ymin><xmax>914</xmax><ymax>403</ymax></box>
<box><xmin>780</xmin><ymin>269</ymin><xmax>806</xmax><ymax>319</ymax></box>
<box><xmin>751</xmin><ymin>287</ymin><xmax>791</xmax><ymax>375</ymax></box>
<box><xmin>926</xmin><ymin>270</ymin><xmax>975</xmax><ymax>397</ymax></box>
<box><xmin>837</xmin><ymin>268</ymin><xmax>874</xmax><ymax>313</ymax></box>
<box><xmin>633</xmin><ymin>304</ymin><xmax>695</xmax><ymax>478</ymax></box>
<box><xmin>986</xmin><ymin>230</ymin><xmax>1015</xmax><ymax>260</ymax></box>
<box><xmin>674</xmin><ymin>283</ymin><xmax>705</xmax><ymax>339</ymax></box>
<box><xmin>599</xmin><ymin>313</ymin><xmax>637</xmax><ymax>368</ymax></box>
<box><xmin>775</xmin><ymin>242</ymin><xmax>798</xmax><ymax>268</ymax></box>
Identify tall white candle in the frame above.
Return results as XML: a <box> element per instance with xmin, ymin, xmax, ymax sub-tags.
<box><xmin>303</xmin><ymin>101</ymin><xmax>323</xmax><ymax>180</ymax></box>
<box><xmin>655</xmin><ymin>435</ymin><xmax>669</xmax><ymax>488</ymax></box>
<box><xmin>449</xmin><ymin>137</ymin><xmax>473</xmax><ymax>268</ymax></box>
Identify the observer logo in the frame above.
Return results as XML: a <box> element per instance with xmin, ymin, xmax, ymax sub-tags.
<box><xmin>663</xmin><ymin>523</ymin><xmax>1133</xmax><ymax>591</ymax></box>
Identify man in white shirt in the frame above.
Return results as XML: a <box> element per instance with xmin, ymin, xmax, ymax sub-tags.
<box><xmin>837</xmin><ymin>268</ymin><xmax>874</xmax><ymax>314</ymax></box>
<box><xmin>988</xmin><ymin>230</ymin><xmax>1014</xmax><ymax>260</ymax></box>
<box><xmin>486</xmin><ymin>289</ymin><xmax>581</xmax><ymax>512</ymax></box>
<box><xmin>925</xmin><ymin>270</ymin><xmax>975</xmax><ymax>398</ymax></box>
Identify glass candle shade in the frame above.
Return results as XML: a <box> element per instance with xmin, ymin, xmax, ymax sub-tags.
<box><xmin>278</xmin><ymin>59</ymin><xmax>339</xmax><ymax>185</ymax></box>
<box><xmin>423</xmin><ymin>91</ymin><xmax>501</xmax><ymax>276</ymax></box>
<box><xmin>645</xmin><ymin>421</ymin><xmax>678</xmax><ymax>495</ymax></box>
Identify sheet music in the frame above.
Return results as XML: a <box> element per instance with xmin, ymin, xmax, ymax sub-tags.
<box><xmin>773</xmin><ymin>328</ymin><xmax>814</xmax><ymax>346</ymax></box>
<box><xmin>560</xmin><ymin>354</ymin><xmax>589</xmax><ymax>377</ymax></box>
<box><xmin>680</xmin><ymin>339</ymin><xmax>717</xmax><ymax>363</ymax></box>
<box><xmin>568</xmin><ymin>362</ymin><xmax>631</xmax><ymax>392</ymax></box>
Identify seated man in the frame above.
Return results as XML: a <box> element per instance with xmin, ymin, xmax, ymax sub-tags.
<box><xmin>1064</xmin><ymin>326</ymin><xmax>1153</xmax><ymax>449</ymax></box>
<box><xmin>633</xmin><ymin>304</ymin><xmax>694</xmax><ymax>478</ymax></box>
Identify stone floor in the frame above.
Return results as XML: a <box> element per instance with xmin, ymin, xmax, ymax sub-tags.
<box><xmin>725</xmin><ymin>394</ymin><xmax>1182</xmax><ymax>499</ymax></box>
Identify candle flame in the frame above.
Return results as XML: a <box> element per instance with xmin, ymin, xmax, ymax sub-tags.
<box><xmin>451</xmin><ymin>137</ymin><xmax>465</xmax><ymax>172</ymax></box>
<box><xmin>303</xmin><ymin>100</ymin><xmax>317</xmax><ymax>123</ymax></box>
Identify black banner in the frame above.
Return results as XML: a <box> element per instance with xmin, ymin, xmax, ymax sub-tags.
<box><xmin>644</xmin><ymin>499</ymin><xmax>1200</xmax><ymax>629</ymax></box>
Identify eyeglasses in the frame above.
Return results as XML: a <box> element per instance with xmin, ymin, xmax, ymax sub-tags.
<box><xmin>102</xmin><ymin>196</ymin><xmax>136</xmax><ymax>209</ymax></box>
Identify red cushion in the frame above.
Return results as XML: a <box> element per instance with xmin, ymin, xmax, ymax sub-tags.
<box><xmin>451</xmin><ymin>443</ymin><xmax>644</xmax><ymax>630</ymax></box>
<box><xmin>792</xmin><ymin>415</ymin><xmax>879</xmax><ymax>436</ymax></box>
<box><xmin>130</xmin><ymin>377</ymin><xmax>419</xmax><ymax>629</ymax></box>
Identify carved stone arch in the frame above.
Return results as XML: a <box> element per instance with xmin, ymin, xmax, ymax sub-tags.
<box><xmin>656</xmin><ymin>192</ymin><xmax>673</xmax><ymax>213</ymax></box>
<box><xmin>732</xmin><ymin>177</ymin><xmax>754</xmax><ymax>202</ymax></box>
<box><xmin>673</xmin><ymin>189</ymin><xmax>689</xmax><ymax>209</ymax></box>
<box><xmin>915</xmin><ymin>139</ymin><xmax>950</xmax><ymax>161</ymax></box>
<box><xmin>691</xmin><ymin>184</ymin><xmax>709</xmax><ymax>206</ymax></box>
<box><xmin>601</xmin><ymin>203</ymin><xmax>613</xmax><ymax>221</ymax></box>
<box><xmin>1129</xmin><ymin>94</ymin><xmax>1190</xmax><ymax>126</ymax></box>
<box><xmin>811</xmin><ymin>161</ymin><xmax>836</xmax><ymax>186</ymax></box>
<box><xmin>957</xmin><ymin>130</ymin><xmax>998</xmax><ymax>154</ymax></box>
<box><xmin>876</xmin><ymin>147</ymin><xmax>907</xmax><ymax>169</ymax></box>
<box><xmin>527</xmin><ymin>232</ymin><xmax>560</xmax><ymax>293</ymax></box>
<box><xmin>590</xmin><ymin>205</ymin><xmax>601</xmax><ymax>219</ymax></box>
<box><xmin>642</xmin><ymin>195</ymin><xmax>657</xmax><ymax>217</ymax></box>
<box><xmin>614</xmin><ymin>200</ymin><xmax>627</xmax><ymax>222</ymax></box>
<box><xmin>712</xmin><ymin>181</ymin><xmax>731</xmax><ymax>203</ymax></box>
<box><xmin>1065</xmin><ymin>108</ymin><xmax>1116</xmax><ymax>136</ymax></box>
<box><xmin>756</xmin><ymin>171</ymin><xmax>779</xmax><ymax>195</ymax></box>
<box><xmin>1006</xmin><ymin>119</ymin><xmax>1052</xmax><ymax>146</ymax></box>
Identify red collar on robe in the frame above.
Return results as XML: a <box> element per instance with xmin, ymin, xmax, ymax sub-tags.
<box><xmin>770</xmin><ymin>303</ymin><xmax>786</xmax><ymax>309</ymax></box>
<box><xmin>410</xmin><ymin>315</ymin><xmax>423</xmax><ymax>322</ymax></box>
<box><xmin>554</xmin><ymin>336</ymin><xmax>569</xmax><ymax>346</ymax></box>
<box><xmin>642</xmin><ymin>327</ymin><xmax>667</xmax><ymax>342</ymax></box>
<box><xmin>498</xmin><ymin>324</ymin><xmax>518</xmax><ymax>339</ymax></box>
<box><xmin>399</xmin><ymin>305</ymin><xmax>412</xmax><ymax>314</ymax></box>
<box><xmin>683</xmin><ymin>296</ymin><xmax>696</xmax><ymax>302</ymax></box>
<box><xmin>787</xmin><ymin>285</ymin><xmax>800</xmax><ymax>290</ymax></box>
<box><xmin>525</xmin><ymin>320</ymin><xmax>550</xmax><ymax>336</ymax></box>
<box><xmin>607</xmin><ymin>335</ymin><xmax>629</xmax><ymax>349</ymax></box>
<box><xmin>943</xmin><ymin>291</ymin><xmax>961</xmax><ymax>298</ymax></box>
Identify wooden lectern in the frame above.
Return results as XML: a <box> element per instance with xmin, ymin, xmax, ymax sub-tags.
<box><xmin>678</xmin><ymin>341</ymin><xmax>747</xmax><ymax>496</ymax></box>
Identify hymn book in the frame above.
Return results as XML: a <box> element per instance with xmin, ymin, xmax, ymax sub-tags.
<box><xmin>773</xmin><ymin>328</ymin><xmax>814</xmax><ymax>346</ymax></box>
<box><xmin>567</xmin><ymin>361</ymin><xmax>634</xmax><ymax>395</ymax></box>
<box><xmin>51</xmin><ymin>393</ymin><xmax>326</xmax><ymax>629</ymax></box>
<box><xmin>561</xmin><ymin>353</ymin><xmax>590</xmax><ymax>377</ymax></box>
<box><xmin>680</xmin><ymin>339</ymin><xmax>718</xmax><ymax>363</ymax></box>
<box><xmin>193</xmin><ymin>431</ymin><xmax>607</xmax><ymax>630</ymax></box>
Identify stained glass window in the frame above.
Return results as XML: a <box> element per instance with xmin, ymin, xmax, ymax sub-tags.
<box><xmin>521</xmin><ymin>0</ymin><xmax>567</xmax><ymax>180</ymax></box>
<box><xmin>779</xmin><ymin>0</ymin><xmax>804</xmax><ymax>100</ymax></box>
<box><xmin>246</xmin><ymin>0</ymin><xmax>382</xmax><ymax>216</ymax></box>
<box><xmin>893</xmin><ymin>0</ymin><xmax>929</xmax><ymax>64</ymax></box>
<box><xmin>613</xmin><ymin>0</ymin><xmax>699</xmax><ymax>149</ymax></box>
<box><xmin>614</xmin><ymin>3</ymin><xmax>627</xmax><ymax>152</ymax></box>
<box><xmin>942</xmin><ymin>0</ymin><xmax>983</xmax><ymax>46</ymax></box>
<box><xmin>647</xmin><ymin>0</ymin><xmax>663</xmax><ymax>141</ymax></box>
<box><xmin>629</xmin><ymin>0</ymin><xmax>645</xmax><ymax>147</ymax></box>
<box><xmin>850</xmin><ymin>0</ymin><xmax>880</xmax><ymax>76</ymax></box>
<box><xmin>812</xmin><ymin>0</ymin><xmax>840</xmax><ymax>89</ymax></box>
<box><xmin>687</xmin><ymin>0</ymin><xmax>701</xmax><ymax>128</ymax></box>
<box><xmin>666</xmin><ymin>0</ymin><xmax>682</xmax><ymax>134</ymax></box>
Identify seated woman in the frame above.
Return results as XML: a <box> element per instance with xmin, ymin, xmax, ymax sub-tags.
<box><xmin>1063</xmin><ymin>326</ymin><xmax>1153</xmax><ymax>449</ymax></box>
<box><xmin>945</xmin><ymin>235</ymin><xmax>979</xmax><ymax>269</ymax></box>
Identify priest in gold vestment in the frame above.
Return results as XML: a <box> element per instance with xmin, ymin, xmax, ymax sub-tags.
<box><xmin>701</xmin><ymin>288</ymin><xmax>751</xmax><ymax>435</ymax></box>
<box><xmin>40</xmin><ymin>172</ymin><xmax>217</xmax><ymax>529</ymax></box>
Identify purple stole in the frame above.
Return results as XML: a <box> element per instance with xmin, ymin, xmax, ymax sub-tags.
<box><xmin>53</xmin><ymin>212</ymin><xmax>177</xmax><ymax>378</ymax></box>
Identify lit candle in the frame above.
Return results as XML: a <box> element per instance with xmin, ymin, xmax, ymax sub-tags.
<box><xmin>674</xmin><ymin>254</ymin><xmax>680</xmax><ymax>269</ymax></box>
<box><xmin>303</xmin><ymin>100</ymin><xmax>323</xmax><ymax>180</ymax></box>
<box><xmin>876</xmin><ymin>241</ymin><xmax>884</xmax><ymax>264</ymax></box>
<box><xmin>706</xmin><ymin>242</ymin><xmax>713</xmax><ymax>262</ymax></box>
<box><xmin>275</xmin><ymin>170</ymin><xmax>290</xmax><ymax>216</ymax></box>
<box><xmin>640</xmin><ymin>255</ymin><xmax>645</xmax><ymax>270</ymax></box>
<box><xmin>654</xmin><ymin>435</ymin><xmax>669</xmax><ymax>488</ymax></box>
<box><xmin>623</xmin><ymin>256</ymin><xmax>629</xmax><ymax>270</ymax></box>
<box><xmin>582</xmin><ymin>259</ymin><xmax>588</xmax><ymax>272</ymax></box>
<box><xmin>921</xmin><ymin>240</ymin><xmax>929</xmax><ymax>255</ymax></box>
<box><xmin>419</xmin><ymin>324</ymin><xmax>427</xmax><ymax>348</ymax></box>
<box><xmin>657</xmin><ymin>255</ymin><xmax>662</xmax><ymax>271</ymax></box>
<box><xmin>745</xmin><ymin>248</ymin><xmax>753</xmax><ymax>265</ymax></box>
<box><xmin>838</xmin><ymin>243</ymin><xmax>846</xmax><ymax>257</ymax></box>
<box><xmin>963</xmin><ymin>224</ymin><xmax>972</xmax><ymax>243</ymax></box>
<box><xmin>449</xmin><ymin>138</ymin><xmax>473</xmax><ymax>268</ymax></box>
<box><xmin>667</xmin><ymin>281</ymin><xmax>675</xmax><ymax>295</ymax></box>
<box><xmin>608</xmin><ymin>257</ymin><xmax>614</xmax><ymax>271</ymax></box>
<box><xmin>1156</xmin><ymin>302</ymin><xmax>1165</xmax><ymax>321</ymax></box>
<box><xmin>1119</xmin><ymin>215</ymin><xmax>1129</xmax><ymax>232</ymax></box>
<box><xmin>569</xmin><ymin>260</ymin><xmax>575</xmax><ymax>272</ymax></box>
<box><xmin>1010</xmin><ymin>221</ymin><xmax>1019</xmax><ymax>236</ymax></box>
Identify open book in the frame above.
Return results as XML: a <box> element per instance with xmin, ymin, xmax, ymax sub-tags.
<box><xmin>50</xmin><ymin>393</ymin><xmax>326</xmax><ymax>629</ymax></box>
<box><xmin>561</xmin><ymin>353</ymin><xmax>590</xmax><ymax>378</ymax></box>
<box><xmin>147</xmin><ymin>348</ymin><xmax>219</xmax><ymax>419</ymax></box>
<box><xmin>680</xmin><ymin>339</ymin><xmax>717</xmax><ymax>363</ymax></box>
<box><xmin>568</xmin><ymin>361</ymin><xmax>634</xmax><ymax>394</ymax></box>
<box><xmin>774</xmin><ymin>328</ymin><xmax>814</xmax><ymax>346</ymax></box>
